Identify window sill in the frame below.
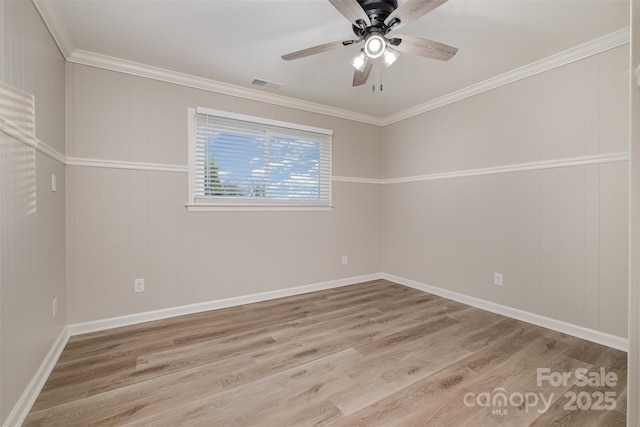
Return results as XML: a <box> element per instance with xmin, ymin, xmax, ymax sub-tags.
<box><xmin>185</xmin><ymin>204</ymin><xmax>333</xmax><ymax>212</ymax></box>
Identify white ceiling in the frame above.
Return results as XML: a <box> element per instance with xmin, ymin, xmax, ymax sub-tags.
<box><xmin>48</xmin><ymin>0</ymin><xmax>630</xmax><ymax>119</ymax></box>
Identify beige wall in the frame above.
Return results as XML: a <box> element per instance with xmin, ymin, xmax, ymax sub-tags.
<box><xmin>0</xmin><ymin>0</ymin><xmax>67</xmax><ymax>423</ymax></box>
<box><xmin>65</xmin><ymin>64</ymin><xmax>382</xmax><ymax>323</ymax></box>
<box><xmin>0</xmin><ymin>0</ymin><xmax>633</xmax><ymax>421</ymax></box>
<box><xmin>382</xmin><ymin>45</ymin><xmax>630</xmax><ymax>338</ymax></box>
<box><xmin>1</xmin><ymin>2</ymin><xmax>633</xmax><ymax>420</ymax></box>
<box><xmin>66</xmin><ymin>45</ymin><xmax>631</xmax><ymax>339</ymax></box>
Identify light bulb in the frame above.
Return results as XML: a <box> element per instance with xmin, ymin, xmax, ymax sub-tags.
<box><xmin>351</xmin><ymin>50</ymin><xmax>368</xmax><ymax>72</ymax></box>
<box><xmin>364</xmin><ymin>34</ymin><xmax>385</xmax><ymax>59</ymax></box>
<box><xmin>383</xmin><ymin>47</ymin><xmax>399</xmax><ymax>67</ymax></box>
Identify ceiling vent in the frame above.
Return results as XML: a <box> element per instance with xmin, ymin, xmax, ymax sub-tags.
<box><xmin>251</xmin><ymin>78</ymin><xmax>284</xmax><ymax>90</ymax></box>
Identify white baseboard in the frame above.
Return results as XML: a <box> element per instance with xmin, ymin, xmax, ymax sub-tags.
<box><xmin>383</xmin><ymin>273</ymin><xmax>629</xmax><ymax>352</ymax></box>
<box><xmin>66</xmin><ymin>271</ymin><xmax>630</xmax><ymax>348</ymax></box>
<box><xmin>3</xmin><ymin>326</ymin><xmax>70</xmax><ymax>427</ymax></box>
<box><xmin>7</xmin><ymin>272</ymin><xmax>629</xmax><ymax>426</ymax></box>
<box><xmin>67</xmin><ymin>273</ymin><xmax>384</xmax><ymax>336</ymax></box>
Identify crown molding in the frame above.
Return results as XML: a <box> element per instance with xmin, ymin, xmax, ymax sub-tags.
<box><xmin>63</xmin><ymin>27</ymin><xmax>631</xmax><ymax>127</ymax></box>
<box><xmin>31</xmin><ymin>0</ymin><xmax>75</xmax><ymax>58</ymax></box>
<box><xmin>30</xmin><ymin>0</ymin><xmax>381</xmax><ymax>125</ymax></box>
<box><xmin>68</xmin><ymin>49</ymin><xmax>382</xmax><ymax>126</ymax></box>
<box><xmin>381</xmin><ymin>27</ymin><xmax>631</xmax><ymax>126</ymax></box>
<box><xmin>32</xmin><ymin>0</ymin><xmax>629</xmax><ymax>127</ymax></box>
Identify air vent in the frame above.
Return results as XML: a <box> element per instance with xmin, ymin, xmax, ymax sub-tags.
<box><xmin>251</xmin><ymin>78</ymin><xmax>284</xmax><ymax>90</ymax></box>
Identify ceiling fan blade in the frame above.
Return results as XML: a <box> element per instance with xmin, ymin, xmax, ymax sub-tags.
<box><xmin>281</xmin><ymin>40</ymin><xmax>345</xmax><ymax>61</ymax></box>
<box><xmin>328</xmin><ymin>0</ymin><xmax>370</xmax><ymax>26</ymax></box>
<box><xmin>393</xmin><ymin>35</ymin><xmax>458</xmax><ymax>61</ymax></box>
<box><xmin>384</xmin><ymin>0</ymin><xmax>448</xmax><ymax>30</ymax></box>
<box><xmin>352</xmin><ymin>63</ymin><xmax>373</xmax><ymax>87</ymax></box>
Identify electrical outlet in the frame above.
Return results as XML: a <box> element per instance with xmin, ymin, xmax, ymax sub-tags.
<box><xmin>342</xmin><ymin>255</ymin><xmax>348</xmax><ymax>265</ymax></box>
<box><xmin>494</xmin><ymin>272</ymin><xmax>503</xmax><ymax>286</ymax></box>
<box><xmin>52</xmin><ymin>298</ymin><xmax>58</xmax><ymax>318</ymax></box>
<box><xmin>134</xmin><ymin>278</ymin><xmax>145</xmax><ymax>293</ymax></box>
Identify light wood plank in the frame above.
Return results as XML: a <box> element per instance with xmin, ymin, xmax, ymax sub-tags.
<box><xmin>25</xmin><ymin>280</ymin><xmax>627</xmax><ymax>426</ymax></box>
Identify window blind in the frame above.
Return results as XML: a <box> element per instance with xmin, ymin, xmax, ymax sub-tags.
<box><xmin>191</xmin><ymin>108</ymin><xmax>332</xmax><ymax>207</ymax></box>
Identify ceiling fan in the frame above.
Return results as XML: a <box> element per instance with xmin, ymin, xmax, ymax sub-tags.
<box><xmin>281</xmin><ymin>0</ymin><xmax>458</xmax><ymax>87</ymax></box>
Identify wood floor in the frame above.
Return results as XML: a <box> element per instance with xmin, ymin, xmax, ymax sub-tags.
<box><xmin>25</xmin><ymin>280</ymin><xmax>627</xmax><ymax>426</ymax></box>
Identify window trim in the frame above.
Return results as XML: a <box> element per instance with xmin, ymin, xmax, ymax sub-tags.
<box><xmin>187</xmin><ymin>107</ymin><xmax>333</xmax><ymax>212</ymax></box>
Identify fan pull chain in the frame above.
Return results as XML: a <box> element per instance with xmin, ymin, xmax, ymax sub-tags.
<box><xmin>372</xmin><ymin>67</ymin><xmax>375</xmax><ymax>92</ymax></box>
<box><xmin>372</xmin><ymin>64</ymin><xmax>384</xmax><ymax>92</ymax></box>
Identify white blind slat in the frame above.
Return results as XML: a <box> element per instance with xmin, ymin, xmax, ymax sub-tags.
<box><xmin>192</xmin><ymin>110</ymin><xmax>331</xmax><ymax>206</ymax></box>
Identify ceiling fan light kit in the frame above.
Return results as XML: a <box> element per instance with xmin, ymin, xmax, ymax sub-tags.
<box><xmin>382</xmin><ymin>47</ymin><xmax>399</xmax><ymax>67</ymax></box>
<box><xmin>282</xmin><ymin>0</ymin><xmax>458</xmax><ymax>87</ymax></box>
<box><xmin>351</xmin><ymin>50</ymin><xmax>368</xmax><ymax>71</ymax></box>
<box><xmin>364</xmin><ymin>33</ymin><xmax>386</xmax><ymax>58</ymax></box>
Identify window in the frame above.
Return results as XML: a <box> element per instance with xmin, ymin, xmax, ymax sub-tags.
<box><xmin>188</xmin><ymin>107</ymin><xmax>332</xmax><ymax>211</ymax></box>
